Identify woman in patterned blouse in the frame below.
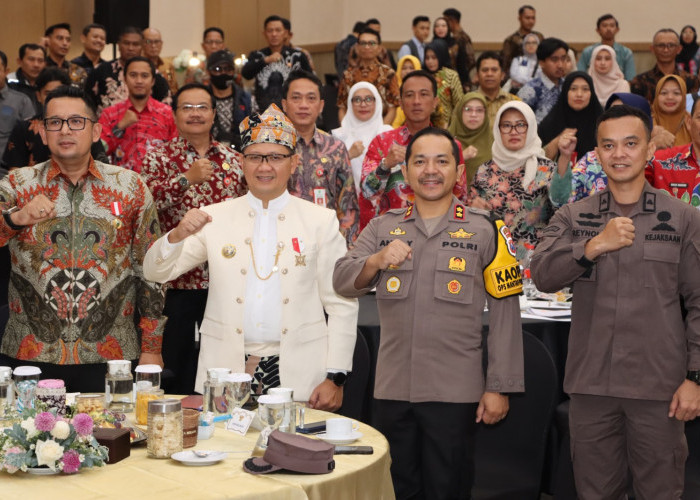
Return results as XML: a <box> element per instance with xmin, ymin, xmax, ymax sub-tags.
<box><xmin>423</xmin><ymin>39</ymin><xmax>463</xmax><ymax>129</ymax></box>
<box><xmin>468</xmin><ymin>101</ymin><xmax>555</xmax><ymax>260</ymax></box>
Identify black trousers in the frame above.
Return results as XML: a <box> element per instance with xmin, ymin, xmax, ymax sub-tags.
<box><xmin>0</xmin><ymin>353</ymin><xmax>128</xmax><ymax>393</ymax></box>
<box><xmin>161</xmin><ymin>288</ymin><xmax>208</xmax><ymax>395</ymax></box>
<box><xmin>374</xmin><ymin>399</ymin><xmax>479</xmax><ymax>500</ymax></box>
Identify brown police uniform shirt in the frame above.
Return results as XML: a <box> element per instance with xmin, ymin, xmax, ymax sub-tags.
<box><xmin>333</xmin><ymin>198</ymin><xmax>524</xmax><ymax>404</ymax></box>
<box><xmin>531</xmin><ymin>183</ymin><xmax>700</xmax><ymax>401</ymax></box>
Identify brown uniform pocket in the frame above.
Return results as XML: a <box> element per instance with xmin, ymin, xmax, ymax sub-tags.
<box><xmin>643</xmin><ymin>242</ymin><xmax>680</xmax><ymax>290</ymax></box>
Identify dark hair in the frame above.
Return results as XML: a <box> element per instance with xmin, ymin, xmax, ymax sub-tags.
<box><xmin>203</xmin><ymin>27</ymin><xmax>224</xmax><ymax>40</ymax></box>
<box><xmin>400</xmin><ymin>69</ymin><xmax>438</xmax><ymax>97</ymax></box>
<box><xmin>264</xmin><ymin>15</ymin><xmax>284</xmax><ymax>28</ymax></box>
<box><xmin>536</xmin><ymin>37</ymin><xmax>569</xmax><ymax>61</ymax></box>
<box><xmin>36</xmin><ymin>68</ymin><xmax>70</xmax><ymax>90</ymax></box>
<box><xmin>476</xmin><ymin>51</ymin><xmax>503</xmax><ymax>71</ymax></box>
<box><xmin>365</xmin><ymin>18</ymin><xmax>380</xmax><ymax>26</ymax></box>
<box><xmin>359</xmin><ymin>27</ymin><xmax>381</xmax><ymax>45</ymax></box>
<box><xmin>281</xmin><ymin>18</ymin><xmax>291</xmax><ymax>31</ymax></box>
<box><xmin>596</xmin><ymin>14</ymin><xmax>618</xmax><ymax>29</ymax></box>
<box><xmin>172</xmin><ymin>82</ymin><xmax>215</xmax><ymax>111</ymax></box>
<box><xmin>424</xmin><ymin>40</ymin><xmax>452</xmax><ymax>71</ymax></box>
<box><xmin>442</xmin><ymin>8</ymin><xmax>461</xmax><ymax>22</ymax></box>
<box><xmin>519</xmin><ymin>5</ymin><xmax>535</xmax><ymax>15</ymax></box>
<box><xmin>45</xmin><ymin>23</ymin><xmax>71</xmax><ymax>37</ymax></box>
<box><xmin>282</xmin><ymin>70</ymin><xmax>322</xmax><ymax>99</ymax></box>
<box><xmin>82</xmin><ymin>23</ymin><xmax>106</xmax><ymax>37</ymax></box>
<box><xmin>596</xmin><ymin>104</ymin><xmax>652</xmax><ymax>141</ymax></box>
<box><xmin>0</xmin><ymin>50</ymin><xmax>7</xmax><ymax>68</ymax></box>
<box><xmin>653</xmin><ymin>28</ymin><xmax>680</xmax><ymax>42</ymax></box>
<box><xmin>352</xmin><ymin>21</ymin><xmax>366</xmax><ymax>34</ymax></box>
<box><xmin>691</xmin><ymin>96</ymin><xmax>700</xmax><ymax>117</ymax></box>
<box><xmin>123</xmin><ymin>56</ymin><xmax>156</xmax><ymax>79</ymax></box>
<box><xmin>19</xmin><ymin>43</ymin><xmax>45</xmax><ymax>60</ymax></box>
<box><xmin>405</xmin><ymin>127</ymin><xmax>460</xmax><ymax>168</ymax></box>
<box><xmin>412</xmin><ymin>16</ymin><xmax>430</xmax><ymax>27</ymax></box>
<box><xmin>44</xmin><ymin>85</ymin><xmax>98</xmax><ymax>120</ymax></box>
<box><xmin>119</xmin><ymin>26</ymin><xmax>143</xmax><ymax>40</ymax></box>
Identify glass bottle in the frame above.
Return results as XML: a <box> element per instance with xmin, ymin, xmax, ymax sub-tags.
<box><xmin>105</xmin><ymin>360</ymin><xmax>134</xmax><ymax>411</ymax></box>
<box><xmin>202</xmin><ymin>367</ymin><xmax>231</xmax><ymax>416</ymax></box>
<box><xmin>12</xmin><ymin>366</ymin><xmax>41</xmax><ymax>412</ymax></box>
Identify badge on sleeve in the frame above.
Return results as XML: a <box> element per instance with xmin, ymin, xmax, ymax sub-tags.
<box><xmin>483</xmin><ymin>220</ymin><xmax>523</xmax><ymax>299</ymax></box>
<box><xmin>386</xmin><ymin>276</ymin><xmax>401</xmax><ymax>293</ymax></box>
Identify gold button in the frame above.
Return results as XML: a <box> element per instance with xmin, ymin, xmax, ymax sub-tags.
<box><xmin>281</xmin><ymin>268</ymin><xmax>288</xmax><ymax>275</ymax></box>
<box><xmin>283</xmin><ymin>298</ymin><xmax>289</xmax><ymax>304</ymax></box>
<box><xmin>236</xmin><ymin>328</ymin><xmax>242</xmax><ymax>334</ymax></box>
<box><xmin>282</xmin><ymin>328</ymin><xmax>288</xmax><ymax>334</ymax></box>
<box><xmin>236</xmin><ymin>297</ymin><xmax>243</xmax><ymax>304</ymax></box>
<box><xmin>241</xmin><ymin>268</ymin><xmax>247</xmax><ymax>275</ymax></box>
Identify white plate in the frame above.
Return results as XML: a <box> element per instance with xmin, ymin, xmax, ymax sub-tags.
<box><xmin>26</xmin><ymin>467</ymin><xmax>59</xmax><ymax>475</ymax></box>
<box><xmin>315</xmin><ymin>431</ymin><xmax>363</xmax><ymax>445</ymax></box>
<box><xmin>171</xmin><ymin>450</ymin><xmax>227</xmax><ymax>466</ymax></box>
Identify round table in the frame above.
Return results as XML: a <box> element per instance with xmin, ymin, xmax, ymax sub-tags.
<box><xmin>1</xmin><ymin>408</ymin><xmax>395</xmax><ymax>500</ymax></box>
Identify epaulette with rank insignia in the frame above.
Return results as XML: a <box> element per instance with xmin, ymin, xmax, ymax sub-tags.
<box><xmin>404</xmin><ymin>205</ymin><xmax>414</xmax><ymax>219</ymax></box>
<box><xmin>453</xmin><ymin>204</ymin><xmax>465</xmax><ymax>220</ymax></box>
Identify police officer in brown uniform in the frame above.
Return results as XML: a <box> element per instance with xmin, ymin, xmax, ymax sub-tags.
<box><xmin>333</xmin><ymin>127</ymin><xmax>524</xmax><ymax>500</ymax></box>
<box><xmin>531</xmin><ymin>105</ymin><xmax>700</xmax><ymax>499</ymax></box>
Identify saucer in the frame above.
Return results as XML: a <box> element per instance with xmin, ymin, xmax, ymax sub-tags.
<box><xmin>26</xmin><ymin>467</ymin><xmax>59</xmax><ymax>475</ymax></box>
<box><xmin>171</xmin><ymin>450</ymin><xmax>227</xmax><ymax>466</ymax></box>
<box><xmin>315</xmin><ymin>431</ymin><xmax>363</xmax><ymax>445</ymax></box>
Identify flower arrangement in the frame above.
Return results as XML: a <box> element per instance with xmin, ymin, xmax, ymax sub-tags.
<box><xmin>0</xmin><ymin>407</ymin><xmax>108</xmax><ymax>474</ymax></box>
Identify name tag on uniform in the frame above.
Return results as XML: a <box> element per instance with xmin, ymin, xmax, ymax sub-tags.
<box><xmin>314</xmin><ymin>188</ymin><xmax>327</xmax><ymax>207</ymax></box>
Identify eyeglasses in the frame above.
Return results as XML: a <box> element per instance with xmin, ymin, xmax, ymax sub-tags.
<box><xmin>144</xmin><ymin>39</ymin><xmax>163</xmax><ymax>45</ymax></box>
<box><xmin>43</xmin><ymin>116</ymin><xmax>95</xmax><ymax>131</ymax></box>
<box><xmin>358</xmin><ymin>41</ymin><xmax>378</xmax><ymax>47</ymax></box>
<box><xmin>463</xmin><ymin>106</ymin><xmax>485</xmax><ymax>114</ymax></box>
<box><xmin>498</xmin><ymin>121</ymin><xmax>528</xmax><ymax>134</ymax></box>
<box><xmin>178</xmin><ymin>104</ymin><xmax>212</xmax><ymax>113</ymax></box>
<box><xmin>243</xmin><ymin>153</ymin><xmax>293</xmax><ymax>166</ymax></box>
<box><xmin>351</xmin><ymin>96</ymin><xmax>376</xmax><ymax>105</ymax></box>
<box><xmin>653</xmin><ymin>43</ymin><xmax>679</xmax><ymax>50</ymax></box>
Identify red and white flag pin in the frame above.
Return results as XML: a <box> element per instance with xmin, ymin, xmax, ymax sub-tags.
<box><xmin>111</xmin><ymin>201</ymin><xmax>122</xmax><ymax>216</ymax></box>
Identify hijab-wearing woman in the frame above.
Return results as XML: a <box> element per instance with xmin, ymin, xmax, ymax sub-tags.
<box><xmin>652</xmin><ymin>74</ymin><xmax>692</xmax><ymax>147</ymax></box>
<box><xmin>548</xmin><ymin>92</ymin><xmax>656</xmax><ymax>206</ymax></box>
<box><xmin>391</xmin><ymin>54</ymin><xmax>421</xmax><ymax>128</ymax></box>
<box><xmin>468</xmin><ymin>101</ymin><xmax>555</xmax><ymax>259</ymax></box>
<box><xmin>509</xmin><ymin>33</ymin><xmax>542</xmax><ymax>91</ymax></box>
<box><xmin>539</xmin><ymin>71</ymin><xmax>603</xmax><ymax>162</ymax></box>
<box><xmin>333</xmin><ymin>82</ymin><xmax>392</xmax><ymax>193</ymax></box>
<box><xmin>587</xmin><ymin>44</ymin><xmax>630</xmax><ymax>107</ymax></box>
<box><xmin>423</xmin><ymin>39</ymin><xmax>463</xmax><ymax>128</ymax></box>
<box><xmin>677</xmin><ymin>25</ymin><xmax>700</xmax><ymax>75</ymax></box>
<box><xmin>447</xmin><ymin>92</ymin><xmax>493</xmax><ymax>186</ymax></box>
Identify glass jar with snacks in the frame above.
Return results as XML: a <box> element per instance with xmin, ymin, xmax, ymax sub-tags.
<box><xmin>76</xmin><ymin>394</ymin><xmax>106</xmax><ymax>414</ymax></box>
<box><xmin>136</xmin><ymin>387</ymin><xmax>164</xmax><ymax>426</ymax></box>
<box><xmin>134</xmin><ymin>364</ymin><xmax>161</xmax><ymax>392</ymax></box>
<box><xmin>106</xmin><ymin>360</ymin><xmax>134</xmax><ymax>412</ymax></box>
<box><xmin>13</xmin><ymin>366</ymin><xmax>41</xmax><ymax>412</ymax></box>
<box><xmin>147</xmin><ymin>398</ymin><xmax>183</xmax><ymax>458</ymax></box>
<box><xmin>36</xmin><ymin>379</ymin><xmax>66</xmax><ymax>415</ymax></box>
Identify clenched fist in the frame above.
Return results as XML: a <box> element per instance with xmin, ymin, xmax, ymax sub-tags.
<box><xmin>168</xmin><ymin>208</ymin><xmax>212</xmax><ymax>243</ymax></box>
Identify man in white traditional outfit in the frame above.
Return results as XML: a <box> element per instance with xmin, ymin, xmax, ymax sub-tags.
<box><xmin>144</xmin><ymin>104</ymin><xmax>358</xmax><ymax>410</ymax></box>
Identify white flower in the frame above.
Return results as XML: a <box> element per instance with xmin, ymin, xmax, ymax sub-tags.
<box><xmin>50</xmin><ymin>420</ymin><xmax>70</xmax><ymax>440</ymax></box>
<box><xmin>35</xmin><ymin>439</ymin><xmax>64</xmax><ymax>469</ymax></box>
<box><xmin>20</xmin><ymin>418</ymin><xmax>38</xmax><ymax>437</ymax></box>
<box><xmin>79</xmin><ymin>454</ymin><xmax>85</xmax><ymax>462</ymax></box>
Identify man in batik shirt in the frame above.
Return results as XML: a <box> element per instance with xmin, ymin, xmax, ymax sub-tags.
<box><xmin>99</xmin><ymin>57</ymin><xmax>176</xmax><ymax>173</ymax></box>
<box><xmin>282</xmin><ymin>71</ymin><xmax>359</xmax><ymax>247</ymax></box>
<box><xmin>0</xmin><ymin>86</ymin><xmax>165</xmax><ymax>392</ymax></box>
<box><xmin>360</xmin><ymin>70</ymin><xmax>467</xmax><ymax>228</ymax></box>
<box><xmin>43</xmin><ymin>23</ymin><xmax>88</xmax><ymax>87</ymax></box>
<box><xmin>337</xmin><ymin>28</ymin><xmax>399</xmax><ymax>126</ymax></box>
<box><xmin>141</xmin><ymin>83</ymin><xmax>246</xmax><ymax>394</ymax></box>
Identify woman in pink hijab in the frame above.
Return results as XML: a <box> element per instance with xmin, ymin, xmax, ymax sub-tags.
<box><xmin>587</xmin><ymin>45</ymin><xmax>629</xmax><ymax>107</ymax></box>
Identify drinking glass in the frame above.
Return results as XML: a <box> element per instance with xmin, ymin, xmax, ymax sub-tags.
<box><xmin>256</xmin><ymin>394</ymin><xmax>286</xmax><ymax>448</ymax></box>
<box><xmin>223</xmin><ymin>373</ymin><xmax>252</xmax><ymax>412</ymax></box>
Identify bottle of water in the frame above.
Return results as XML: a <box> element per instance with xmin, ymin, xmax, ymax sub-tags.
<box><xmin>520</xmin><ymin>244</ymin><xmax>537</xmax><ymax>299</ymax></box>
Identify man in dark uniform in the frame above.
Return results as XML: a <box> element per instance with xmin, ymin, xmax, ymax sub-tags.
<box><xmin>333</xmin><ymin>127</ymin><xmax>524</xmax><ymax>500</ymax></box>
<box><xmin>531</xmin><ymin>105</ymin><xmax>700</xmax><ymax>499</ymax></box>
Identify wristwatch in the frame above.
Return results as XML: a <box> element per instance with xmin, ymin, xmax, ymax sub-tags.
<box><xmin>177</xmin><ymin>174</ymin><xmax>189</xmax><ymax>189</ymax></box>
<box><xmin>377</xmin><ymin>158</ymin><xmax>389</xmax><ymax>174</ymax></box>
<box><xmin>2</xmin><ymin>206</ymin><xmax>24</xmax><ymax>231</ymax></box>
<box><xmin>687</xmin><ymin>370</ymin><xmax>700</xmax><ymax>385</ymax></box>
<box><xmin>326</xmin><ymin>372</ymin><xmax>347</xmax><ymax>387</ymax></box>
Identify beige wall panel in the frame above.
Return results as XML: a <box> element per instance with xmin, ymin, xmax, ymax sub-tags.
<box><xmin>0</xmin><ymin>0</ymin><xmax>46</xmax><ymax>72</ymax></box>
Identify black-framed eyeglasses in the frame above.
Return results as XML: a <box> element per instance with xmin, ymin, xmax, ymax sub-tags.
<box><xmin>351</xmin><ymin>96</ymin><xmax>376</xmax><ymax>105</ymax></box>
<box><xmin>243</xmin><ymin>153</ymin><xmax>293</xmax><ymax>166</ymax></box>
<box><xmin>43</xmin><ymin>116</ymin><xmax>96</xmax><ymax>131</ymax></box>
<box><xmin>498</xmin><ymin>121</ymin><xmax>528</xmax><ymax>134</ymax></box>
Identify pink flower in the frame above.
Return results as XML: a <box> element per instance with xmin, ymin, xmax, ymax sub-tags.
<box><xmin>61</xmin><ymin>449</ymin><xmax>81</xmax><ymax>474</ymax></box>
<box><xmin>72</xmin><ymin>413</ymin><xmax>94</xmax><ymax>436</ymax></box>
<box><xmin>35</xmin><ymin>412</ymin><xmax>56</xmax><ymax>432</ymax></box>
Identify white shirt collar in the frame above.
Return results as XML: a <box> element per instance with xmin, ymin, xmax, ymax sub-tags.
<box><xmin>246</xmin><ymin>190</ymin><xmax>291</xmax><ymax>214</ymax></box>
